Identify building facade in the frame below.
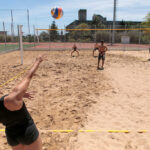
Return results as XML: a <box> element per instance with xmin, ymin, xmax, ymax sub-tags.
<box><xmin>66</xmin><ymin>9</ymin><xmax>141</xmax><ymax>29</ymax></box>
<box><xmin>78</xmin><ymin>9</ymin><xmax>87</xmax><ymax>21</ymax></box>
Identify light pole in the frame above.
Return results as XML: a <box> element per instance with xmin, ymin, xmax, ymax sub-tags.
<box><xmin>27</xmin><ymin>9</ymin><xmax>30</xmax><ymax>35</ymax></box>
<box><xmin>112</xmin><ymin>0</ymin><xmax>117</xmax><ymax>44</ymax></box>
<box><xmin>19</xmin><ymin>25</ymin><xmax>23</xmax><ymax>65</ymax></box>
<box><xmin>11</xmin><ymin>9</ymin><xmax>15</xmax><ymax>42</ymax></box>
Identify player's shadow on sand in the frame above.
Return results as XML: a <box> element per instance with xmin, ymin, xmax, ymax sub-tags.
<box><xmin>72</xmin><ymin>56</ymin><xmax>78</xmax><ymax>57</ymax></box>
<box><xmin>97</xmin><ymin>68</ymin><xmax>104</xmax><ymax>71</ymax></box>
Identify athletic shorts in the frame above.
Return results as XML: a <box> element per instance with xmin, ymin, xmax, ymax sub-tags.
<box><xmin>94</xmin><ymin>48</ymin><xmax>99</xmax><ymax>51</ymax></box>
<box><xmin>5</xmin><ymin>120</ymin><xmax>39</xmax><ymax>146</ymax></box>
<box><xmin>73</xmin><ymin>48</ymin><xmax>77</xmax><ymax>51</ymax></box>
<box><xmin>98</xmin><ymin>54</ymin><xmax>105</xmax><ymax>60</ymax></box>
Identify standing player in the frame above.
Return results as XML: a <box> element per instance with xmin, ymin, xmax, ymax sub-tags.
<box><xmin>0</xmin><ymin>55</ymin><xmax>47</xmax><ymax>150</ymax></box>
<box><xmin>97</xmin><ymin>41</ymin><xmax>108</xmax><ymax>70</ymax></box>
<box><xmin>71</xmin><ymin>44</ymin><xmax>79</xmax><ymax>57</ymax></box>
<box><xmin>93</xmin><ymin>43</ymin><xmax>99</xmax><ymax>57</ymax></box>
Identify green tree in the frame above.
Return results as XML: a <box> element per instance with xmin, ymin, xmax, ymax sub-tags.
<box><xmin>69</xmin><ymin>23</ymin><xmax>92</xmax><ymax>42</ymax></box>
<box><xmin>91</xmin><ymin>15</ymin><xmax>106</xmax><ymax>42</ymax></box>
<box><xmin>119</xmin><ymin>20</ymin><xmax>126</xmax><ymax>29</ymax></box>
<box><xmin>120</xmin><ymin>20</ymin><xmax>126</xmax><ymax>26</ymax></box>
<box><xmin>27</xmin><ymin>34</ymin><xmax>34</xmax><ymax>42</ymax></box>
<box><xmin>142</xmin><ymin>13</ymin><xmax>150</xmax><ymax>27</ymax></box>
<box><xmin>92</xmin><ymin>14</ymin><xmax>104</xmax><ymax>28</ymax></box>
<box><xmin>39</xmin><ymin>32</ymin><xmax>49</xmax><ymax>42</ymax></box>
<box><xmin>49</xmin><ymin>21</ymin><xmax>59</xmax><ymax>41</ymax></box>
<box><xmin>142</xmin><ymin>13</ymin><xmax>150</xmax><ymax>44</ymax></box>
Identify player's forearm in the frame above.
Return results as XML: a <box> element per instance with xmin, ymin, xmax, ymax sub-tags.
<box><xmin>14</xmin><ymin>60</ymin><xmax>41</xmax><ymax>95</ymax></box>
<box><xmin>26</xmin><ymin>60</ymin><xmax>41</xmax><ymax>79</ymax></box>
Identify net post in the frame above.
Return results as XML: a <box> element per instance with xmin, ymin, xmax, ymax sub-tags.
<box><xmin>2</xmin><ymin>22</ymin><xmax>7</xmax><ymax>50</ymax></box>
<box><xmin>49</xmin><ymin>25</ymin><xmax>51</xmax><ymax>51</ymax></box>
<box><xmin>95</xmin><ymin>25</ymin><xmax>97</xmax><ymax>43</ymax></box>
<box><xmin>19</xmin><ymin>25</ymin><xmax>23</xmax><ymax>65</ymax></box>
<box><xmin>17</xmin><ymin>25</ymin><xmax>20</xmax><ymax>50</ymax></box>
<box><xmin>138</xmin><ymin>24</ymin><xmax>142</xmax><ymax>51</ymax></box>
<box><xmin>124</xmin><ymin>24</ymin><xmax>127</xmax><ymax>51</ymax></box>
<box><xmin>33</xmin><ymin>25</ymin><xmax>36</xmax><ymax>47</ymax></box>
<box><xmin>109</xmin><ymin>25</ymin><xmax>112</xmax><ymax>45</ymax></box>
<box><xmin>36</xmin><ymin>29</ymin><xmax>40</xmax><ymax>45</ymax></box>
<box><xmin>64</xmin><ymin>25</ymin><xmax>66</xmax><ymax>50</ymax></box>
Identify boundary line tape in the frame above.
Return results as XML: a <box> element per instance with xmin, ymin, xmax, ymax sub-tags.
<box><xmin>0</xmin><ymin>66</ymin><xmax>31</xmax><ymax>88</ymax></box>
<box><xmin>0</xmin><ymin>129</ymin><xmax>147</xmax><ymax>133</ymax></box>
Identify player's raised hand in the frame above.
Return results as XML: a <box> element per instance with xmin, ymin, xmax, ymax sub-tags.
<box><xmin>36</xmin><ymin>54</ymin><xmax>48</xmax><ymax>63</ymax></box>
<box><xmin>23</xmin><ymin>92</ymin><xmax>34</xmax><ymax>100</ymax></box>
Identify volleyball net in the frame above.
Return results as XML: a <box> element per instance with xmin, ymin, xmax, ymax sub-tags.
<box><xmin>24</xmin><ymin>25</ymin><xmax>150</xmax><ymax>51</ymax></box>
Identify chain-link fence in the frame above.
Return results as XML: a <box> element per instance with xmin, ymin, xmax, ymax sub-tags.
<box><xmin>0</xmin><ymin>22</ymin><xmax>150</xmax><ymax>52</ymax></box>
<box><xmin>25</xmin><ymin>24</ymin><xmax>149</xmax><ymax>51</ymax></box>
<box><xmin>0</xmin><ymin>20</ymin><xmax>38</xmax><ymax>54</ymax></box>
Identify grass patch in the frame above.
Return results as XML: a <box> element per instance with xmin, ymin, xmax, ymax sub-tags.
<box><xmin>0</xmin><ymin>44</ymin><xmax>35</xmax><ymax>52</ymax></box>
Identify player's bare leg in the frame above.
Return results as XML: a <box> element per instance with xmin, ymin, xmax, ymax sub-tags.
<box><xmin>93</xmin><ymin>50</ymin><xmax>95</xmax><ymax>57</ymax></box>
<box><xmin>76</xmin><ymin>50</ymin><xmax>79</xmax><ymax>57</ymax></box>
<box><xmin>102</xmin><ymin>60</ymin><xmax>105</xmax><ymax>70</ymax></box>
<box><xmin>71</xmin><ymin>50</ymin><xmax>79</xmax><ymax>57</ymax></box>
<box><xmin>71</xmin><ymin>51</ymin><xmax>74</xmax><ymax>57</ymax></box>
<box><xmin>97</xmin><ymin>59</ymin><xmax>100</xmax><ymax>69</ymax></box>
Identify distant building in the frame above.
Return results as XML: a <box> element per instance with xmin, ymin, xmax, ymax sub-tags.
<box><xmin>66</xmin><ymin>9</ymin><xmax>141</xmax><ymax>29</ymax></box>
<box><xmin>78</xmin><ymin>9</ymin><xmax>87</xmax><ymax>21</ymax></box>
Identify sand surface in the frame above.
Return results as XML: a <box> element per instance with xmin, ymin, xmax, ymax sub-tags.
<box><xmin>0</xmin><ymin>50</ymin><xmax>150</xmax><ymax>150</ymax></box>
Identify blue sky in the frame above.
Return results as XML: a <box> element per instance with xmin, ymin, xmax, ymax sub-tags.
<box><xmin>0</xmin><ymin>0</ymin><xmax>150</xmax><ymax>35</ymax></box>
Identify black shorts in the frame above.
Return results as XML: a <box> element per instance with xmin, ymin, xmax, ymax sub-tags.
<box><xmin>98</xmin><ymin>54</ymin><xmax>105</xmax><ymax>60</ymax></box>
<box><xmin>5</xmin><ymin>120</ymin><xmax>39</xmax><ymax>146</ymax></box>
<box><xmin>94</xmin><ymin>48</ymin><xmax>99</xmax><ymax>51</ymax></box>
<box><xmin>73</xmin><ymin>48</ymin><xmax>77</xmax><ymax>51</ymax></box>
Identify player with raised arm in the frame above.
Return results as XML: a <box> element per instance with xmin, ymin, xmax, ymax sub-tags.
<box><xmin>0</xmin><ymin>54</ymin><xmax>47</xmax><ymax>150</ymax></box>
